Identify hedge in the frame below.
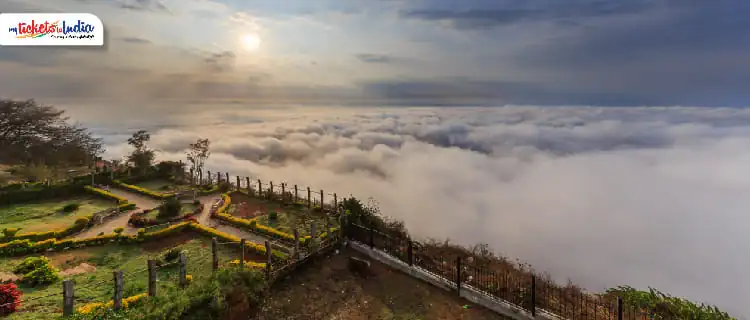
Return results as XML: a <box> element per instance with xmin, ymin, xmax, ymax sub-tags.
<box><xmin>213</xmin><ymin>193</ymin><xmax>339</xmax><ymax>247</ymax></box>
<box><xmin>113</xmin><ymin>180</ymin><xmax>174</xmax><ymax>200</ymax></box>
<box><xmin>0</xmin><ymin>183</ymin><xmax>85</xmax><ymax>206</ymax></box>
<box><xmin>129</xmin><ymin>203</ymin><xmax>204</xmax><ymax>227</ymax></box>
<box><xmin>0</xmin><ymin>222</ymin><xmax>286</xmax><ymax>260</ymax></box>
<box><xmin>84</xmin><ymin>186</ymin><xmax>127</xmax><ymax>204</ymax></box>
<box><xmin>0</xmin><ymin>217</ymin><xmax>92</xmax><ymax>244</ymax></box>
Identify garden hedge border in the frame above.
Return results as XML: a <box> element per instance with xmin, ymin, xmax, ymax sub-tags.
<box><xmin>128</xmin><ymin>203</ymin><xmax>204</xmax><ymax>227</ymax></box>
<box><xmin>112</xmin><ymin>180</ymin><xmax>175</xmax><ymax>200</ymax></box>
<box><xmin>213</xmin><ymin>193</ymin><xmax>339</xmax><ymax>247</ymax></box>
<box><xmin>0</xmin><ymin>222</ymin><xmax>287</xmax><ymax>261</ymax></box>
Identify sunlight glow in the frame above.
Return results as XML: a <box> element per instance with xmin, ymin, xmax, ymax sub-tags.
<box><xmin>241</xmin><ymin>33</ymin><xmax>261</xmax><ymax>52</ymax></box>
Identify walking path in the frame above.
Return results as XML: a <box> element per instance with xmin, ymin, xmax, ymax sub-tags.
<box><xmin>74</xmin><ymin>187</ymin><xmax>161</xmax><ymax>238</ymax></box>
<box><xmin>72</xmin><ymin>187</ymin><xmax>292</xmax><ymax>253</ymax></box>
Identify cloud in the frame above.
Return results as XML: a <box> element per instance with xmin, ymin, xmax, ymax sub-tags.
<box><xmin>91</xmin><ymin>105</ymin><xmax>750</xmax><ymax>318</ymax></box>
<box><xmin>120</xmin><ymin>36</ymin><xmax>152</xmax><ymax>44</ymax></box>
<box><xmin>117</xmin><ymin>0</ymin><xmax>168</xmax><ymax>12</ymax></box>
<box><xmin>355</xmin><ymin>53</ymin><xmax>394</xmax><ymax>64</ymax></box>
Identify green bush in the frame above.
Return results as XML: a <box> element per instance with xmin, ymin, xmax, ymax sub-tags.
<box><xmin>249</xmin><ymin>220</ymin><xmax>257</xmax><ymax>228</ymax></box>
<box><xmin>217</xmin><ymin>181</ymin><xmax>232</xmax><ymax>193</ymax></box>
<box><xmin>113</xmin><ymin>227</ymin><xmax>124</xmax><ymax>235</ymax></box>
<box><xmin>607</xmin><ymin>286</ymin><xmax>734</xmax><ymax>320</ymax></box>
<box><xmin>2</xmin><ymin>228</ymin><xmax>20</xmax><ymax>238</ymax></box>
<box><xmin>74</xmin><ymin>217</ymin><xmax>89</xmax><ymax>226</ymax></box>
<box><xmin>268</xmin><ymin>212</ymin><xmax>278</xmax><ymax>221</ymax></box>
<box><xmin>15</xmin><ymin>256</ymin><xmax>60</xmax><ymax>287</ymax></box>
<box><xmin>158</xmin><ymin>198</ymin><xmax>182</xmax><ymax>218</ymax></box>
<box><xmin>164</xmin><ymin>248</ymin><xmax>181</xmax><ymax>262</ymax></box>
<box><xmin>137</xmin><ymin>229</ymin><xmax>146</xmax><ymax>236</ymax></box>
<box><xmin>62</xmin><ymin>203</ymin><xmax>81</xmax><ymax>213</ymax></box>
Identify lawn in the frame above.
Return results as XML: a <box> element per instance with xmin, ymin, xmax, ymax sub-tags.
<box><xmin>133</xmin><ymin>179</ymin><xmax>190</xmax><ymax>193</ymax></box>
<box><xmin>256</xmin><ymin>211</ymin><xmax>339</xmax><ymax>238</ymax></box>
<box><xmin>0</xmin><ymin>197</ymin><xmax>116</xmax><ymax>233</ymax></box>
<box><xmin>0</xmin><ymin>235</ymin><xmax>262</xmax><ymax>320</ymax></box>
<box><xmin>143</xmin><ymin>203</ymin><xmax>199</xmax><ymax>221</ymax></box>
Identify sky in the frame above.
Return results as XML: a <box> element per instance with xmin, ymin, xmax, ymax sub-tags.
<box><xmin>2</xmin><ymin>0</ymin><xmax>750</xmax><ymax>318</ymax></box>
<box><xmin>1</xmin><ymin>0</ymin><xmax>749</xmax><ymax>107</ymax></box>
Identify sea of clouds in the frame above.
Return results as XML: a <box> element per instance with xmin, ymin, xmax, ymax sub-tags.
<box><xmin>63</xmin><ymin>104</ymin><xmax>750</xmax><ymax>317</ymax></box>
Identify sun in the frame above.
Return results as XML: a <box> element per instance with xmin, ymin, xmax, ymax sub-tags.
<box><xmin>240</xmin><ymin>33</ymin><xmax>261</xmax><ymax>52</ymax></box>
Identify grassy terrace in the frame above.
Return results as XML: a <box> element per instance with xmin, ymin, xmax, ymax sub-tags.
<box><xmin>133</xmin><ymin>179</ymin><xmax>190</xmax><ymax>193</ymax></box>
<box><xmin>0</xmin><ymin>235</ymin><xmax>259</xmax><ymax>320</ymax></box>
<box><xmin>143</xmin><ymin>203</ymin><xmax>199</xmax><ymax>221</ymax></box>
<box><xmin>255</xmin><ymin>211</ymin><xmax>338</xmax><ymax>237</ymax></box>
<box><xmin>0</xmin><ymin>197</ymin><xmax>116</xmax><ymax>233</ymax></box>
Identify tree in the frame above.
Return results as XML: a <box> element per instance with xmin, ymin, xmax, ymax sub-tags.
<box><xmin>0</xmin><ymin>99</ymin><xmax>103</xmax><ymax>168</ymax></box>
<box><xmin>127</xmin><ymin>130</ymin><xmax>155</xmax><ymax>174</ymax></box>
<box><xmin>186</xmin><ymin>138</ymin><xmax>210</xmax><ymax>185</ymax></box>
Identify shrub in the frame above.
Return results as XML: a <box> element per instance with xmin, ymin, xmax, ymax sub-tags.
<box><xmin>2</xmin><ymin>228</ymin><xmax>20</xmax><ymax>238</ymax></box>
<box><xmin>113</xmin><ymin>180</ymin><xmax>173</xmax><ymax>199</ymax></box>
<box><xmin>249</xmin><ymin>220</ymin><xmax>257</xmax><ymax>228</ymax></box>
<box><xmin>84</xmin><ymin>185</ymin><xmax>127</xmax><ymax>203</ymax></box>
<box><xmin>98</xmin><ymin>232</ymin><xmax>105</xmax><ymax>236</ymax></box>
<box><xmin>164</xmin><ymin>248</ymin><xmax>181</xmax><ymax>262</ymax></box>
<box><xmin>192</xmin><ymin>199</ymin><xmax>200</xmax><ymax>206</ymax></box>
<box><xmin>113</xmin><ymin>227</ymin><xmax>124</xmax><ymax>235</ymax></box>
<box><xmin>158</xmin><ymin>198</ymin><xmax>182</xmax><ymax>218</ymax></box>
<box><xmin>0</xmin><ymin>283</ymin><xmax>22</xmax><ymax>316</ymax></box>
<box><xmin>268</xmin><ymin>211</ymin><xmax>278</xmax><ymax>221</ymax></box>
<box><xmin>218</xmin><ymin>181</ymin><xmax>232</xmax><ymax>193</ymax></box>
<box><xmin>15</xmin><ymin>256</ymin><xmax>60</xmax><ymax>287</ymax></box>
<box><xmin>75</xmin><ymin>217</ymin><xmax>90</xmax><ymax>226</ymax></box>
<box><xmin>62</xmin><ymin>202</ymin><xmax>81</xmax><ymax>213</ymax></box>
<box><xmin>137</xmin><ymin>228</ymin><xmax>146</xmax><ymax>236</ymax></box>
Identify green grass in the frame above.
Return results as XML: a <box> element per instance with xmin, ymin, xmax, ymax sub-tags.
<box><xmin>0</xmin><ymin>236</ymin><xmax>252</xmax><ymax>320</ymax></box>
<box><xmin>0</xmin><ymin>197</ymin><xmax>116</xmax><ymax>233</ymax></box>
<box><xmin>256</xmin><ymin>211</ymin><xmax>339</xmax><ymax>237</ymax></box>
<box><xmin>133</xmin><ymin>179</ymin><xmax>189</xmax><ymax>193</ymax></box>
<box><xmin>143</xmin><ymin>203</ymin><xmax>198</xmax><ymax>221</ymax></box>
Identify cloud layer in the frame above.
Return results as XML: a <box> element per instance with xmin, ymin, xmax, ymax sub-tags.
<box><xmin>84</xmin><ymin>105</ymin><xmax>750</xmax><ymax>318</ymax></box>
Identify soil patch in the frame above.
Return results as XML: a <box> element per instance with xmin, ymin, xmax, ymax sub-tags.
<box><xmin>0</xmin><ymin>271</ymin><xmax>20</xmax><ymax>283</ymax></box>
<box><xmin>258</xmin><ymin>249</ymin><xmax>511</xmax><ymax>320</ymax></box>
<box><xmin>59</xmin><ymin>263</ymin><xmax>97</xmax><ymax>277</ymax></box>
<box><xmin>47</xmin><ymin>251</ymin><xmax>93</xmax><ymax>268</ymax></box>
<box><xmin>228</xmin><ymin>192</ymin><xmax>284</xmax><ymax>219</ymax></box>
<box><xmin>141</xmin><ymin>232</ymin><xmax>196</xmax><ymax>252</ymax></box>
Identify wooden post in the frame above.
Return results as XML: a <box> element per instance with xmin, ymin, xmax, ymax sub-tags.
<box><xmin>217</xmin><ymin>172</ymin><xmax>221</xmax><ymax>183</ymax></box>
<box><xmin>207</xmin><ymin>171</ymin><xmax>211</xmax><ymax>184</ymax></box>
<box><xmin>179</xmin><ymin>252</ymin><xmax>187</xmax><ymax>287</ymax></box>
<box><xmin>407</xmin><ymin>241</ymin><xmax>414</xmax><ymax>266</ymax></box>
<box><xmin>320</xmin><ymin>190</ymin><xmax>324</xmax><ymax>210</ymax></box>
<box><xmin>294</xmin><ymin>185</ymin><xmax>298</xmax><ymax>203</ymax></box>
<box><xmin>293</xmin><ymin>228</ymin><xmax>300</xmax><ymax>260</ymax></box>
<box><xmin>240</xmin><ymin>239</ymin><xmax>246</xmax><ymax>264</ymax></box>
<box><xmin>212</xmin><ymin>237</ymin><xmax>219</xmax><ymax>272</ymax></box>
<box><xmin>334</xmin><ymin>193</ymin><xmax>338</xmax><ymax>211</ymax></box>
<box><xmin>246</xmin><ymin>177</ymin><xmax>251</xmax><ymax>195</ymax></box>
<box><xmin>63</xmin><ymin>280</ymin><xmax>74</xmax><ymax>316</ymax></box>
<box><xmin>456</xmin><ymin>257</ymin><xmax>461</xmax><ymax>296</ymax></box>
<box><xmin>307</xmin><ymin>187</ymin><xmax>311</xmax><ymax>210</ymax></box>
<box><xmin>270</xmin><ymin>181</ymin><xmax>274</xmax><ymax>198</ymax></box>
<box><xmin>225</xmin><ymin>172</ymin><xmax>229</xmax><ymax>184</ymax></box>
<box><xmin>236</xmin><ymin>176</ymin><xmax>240</xmax><ymax>191</ymax></box>
<box><xmin>265</xmin><ymin>240</ymin><xmax>272</xmax><ymax>278</ymax></box>
<box><xmin>199</xmin><ymin>169</ymin><xmax>203</xmax><ymax>185</ymax></box>
<box><xmin>531</xmin><ymin>275</ymin><xmax>537</xmax><ymax>316</ymax></box>
<box><xmin>281</xmin><ymin>183</ymin><xmax>286</xmax><ymax>202</ymax></box>
<box><xmin>148</xmin><ymin>260</ymin><xmax>156</xmax><ymax>297</ymax></box>
<box><xmin>617</xmin><ymin>296</ymin><xmax>623</xmax><ymax>320</ymax></box>
<box><xmin>113</xmin><ymin>271</ymin><xmax>123</xmax><ymax>310</ymax></box>
<box><xmin>257</xmin><ymin>179</ymin><xmax>262</xmax><ymax>197</ymax></box>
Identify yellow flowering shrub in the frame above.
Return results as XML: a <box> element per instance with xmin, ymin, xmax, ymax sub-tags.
<box><xmin>185</xmin><ymin>274</ymin><xmax>193</xmax><ymax>282</ymax></box>
<box><xmin>76</xmin><ymin>293</ymin><xmax>148</xmax><ymax>314</ymax></box>
<box><xmin>228</xmin><ymin>259</ymin><xmax>267</xmax><ymax>269</ymax></box>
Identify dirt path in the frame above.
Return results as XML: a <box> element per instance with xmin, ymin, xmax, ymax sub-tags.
<box><xmin>73</xmin><ymin>187</ymin><xmax>161</xmax><ymax>238</ymax></box>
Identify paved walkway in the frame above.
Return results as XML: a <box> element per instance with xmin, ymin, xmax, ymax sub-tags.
<box><xmin>74</xmin><ymin>187</ymin><xmax>161</xmax><ymax>238</ymax></box>
<box><xmin>72</xmin><ymin>188</ymin><xmax>292</xmax><ymax>253</ymax></box>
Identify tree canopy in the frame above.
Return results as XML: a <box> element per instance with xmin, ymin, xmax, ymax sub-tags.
<box><xmin>0</xmin><ymin>99</ymin><xmax>102</xmax><ymax>167</ymax></box>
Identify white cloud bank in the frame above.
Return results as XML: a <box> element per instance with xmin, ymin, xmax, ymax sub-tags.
<box><xmin>75</xmin><ymin>105</ymin><xmax>750</xmax><ymax>317</ymax></box>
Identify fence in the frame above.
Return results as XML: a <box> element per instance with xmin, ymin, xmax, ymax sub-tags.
<box><xmin>345</xmin><ymin>222</ymin><xmax>674</xmax><ymax>320</ymax></box>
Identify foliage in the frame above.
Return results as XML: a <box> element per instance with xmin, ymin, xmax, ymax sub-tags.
<box><xmin>217</xmin><ymin>181</ymin><xmax>232</xmax><ymax>193</ymax></box>
<box><xmin>164</xmin><ymin>248</ymin><xmax>181</xmax><ymax>262</ymax></box>
<box><xmin>74</xmin><ymin>217</ymin><xmax>89</xmax><ymax>226</ymax></box>
<box><xmin>186</xmin><ymin>139</ymin><xmax>210</xmax><ymax>185</ymax></box>
<box><xmin>158</xmin><ymin>198</ymin><xmax>182</xmax><ymax>218</ymax></box>
<box><xmin>75</xmin><ymin>292</ymin><xmax>148</xmax><ymax>316</ymax></box>
<box><xmin>62</xmin><ymin>202</ymin><xmax>80</xmax><ymax>213</ymax></box>
<box><xmin>127</xmin><ymin>130</ymin><xmax>155</xmax><ymax>174</ymax></box>
<box><xmin>0</xmin><ymin>282</ymin><xmax>23</xmax><ymax>316</ymax></box>
<box><xmin>192</xmin><ymin>199</ymin><xmax>200</xmax><ymax>206</ymax></box>
<box><xmin>0</xmin><ymin>99</ymin><xmax>103</xmax><ymax>167</ymax></box>
<box><xmin>342</xmin><ymin>196</ymin><xmax>406</xmax><ymax>239</ymax></box>
<box><xmin>113</xmin><ymin>180</ymin><xmax>173</xmax><ymax>199</ymax></box>
<box><xmin>268</xmin><ymin>211</ymin><xmax>278</xmax><ymax>220</ymax></box>
<box><xmin>113</xmin><ymin>227</ymin><xmax>124</xmax><ymax>235</ymax></box>
<box><xmin>155</xmin><ymin>161</ymin><xmax>183</xmax><ymax>179</ymax></box>
<box><xmin>84</xmin><ymin>185</ymin><xmax>127</xmax><ymax>204</ymax></box>
<box><xmin>14</xmin><ymin>256</ymin><xmax>61</xmax><ymax>287</ymax></box>
<box><xmin>606</xmin><ymin>286</ymin><xmax>735</xmax><ymax>320</ymax></box>
<box><xmin>2</xmin><ymin>227</ymin><xmax>19</xmax><ymax>237</ymax></box>
<box><xmin>0</xmin><ymin>183</ymin><xmax>85</xmax><ymax>206</ymax></box>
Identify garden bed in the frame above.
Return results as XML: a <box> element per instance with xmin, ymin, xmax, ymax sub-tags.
<box><xmin>0</xmin><ymin>237</ymin><xmax>253</xmax><ymax>320</ymax></box>
<box><xmin>129</xmin><ymin>202</ymin><xmax>203</xmax><ymax>227</ymax></box>
<box><xmin>256</xmin><ymin>211</ymin><xmax>338</xmax><ymax>238</ymax></box>
<box><xmin>133</xmin><ymin>179</ymin><xmax>191</xmax><ymax>194</ymax></box>
<box><xmin>225</xmin><ymin>191</ymin><xmax>296</xmax><ymax>219</ymax></box>
<box><xmin>0</xmin><ymin>196</ymin><xmax>116</xmax><ymax>233</ymax></box>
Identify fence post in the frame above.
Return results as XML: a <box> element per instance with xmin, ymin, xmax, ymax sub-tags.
<box><xmin>257</xmin><ymin>179</ymin><xmax>262</xmax><ymax>197</ymax></box>
<box><xmin>240</xmin><ymin>239</ymin><xmax>246</xmax><ymax>264</ymax></box>
<box><xmin>217</xmin><ymin>172</ymin><xmax>221</xmax><ymax>183</ymax></box>
<box><xmin>407</xmin><ymin>240</ymin><xmax>414</xmax><ymax>266</ymax></box>
<box><xmin>63</xmin><ymin>280</ymin><xmax>74</xmax><ymax>316</ymax></box>
<box><xmin>148</xmin><ymin>260</ymin><xmax>156</xmax><ymax>297</ymax></box>
<box><xmin>307</xmin><ymin>187</ymin><xmax>311</xmax><ymax>210</ymax></box>
<box><xmin>369</xmin><ymin>226</ymin><xmax>374</xmax><ymax>249</ymax></box>
<box><xmin>617</xmin><ymin>296</ymin><xmax>623</xmax><ymax>320</ymax></box>
<box><xmin>320</xmin><ymin>190</ymin><xmax>324</xmax><ymax>209</ymax></box>
<box><xmin>265</xmin><ymin>240</ymin><xmax>272</xmax><ymax>279</ymax></box>
<box><xmin>207</xmin><ymin>171</ymin><xmax>211</xmax><ymax>184</ymax></box>
<box><xmin>281</xmin><ymin>183</ymin><xmax>286</xmax><ymax>202</ymax></box>
<box><xmin>113</xmin><ymin>271</ymin><xmax>123</xmax><ymax>310</ymax></box>
<box><xmin>199</xmin><ymin>169</ymin><xmax>203</xmax><ymax>185</ymax></box>
<box><xmin>225</xmin><ymin>172</ymin><xmax>229</xmax><ymax>184</ymax></box>
<box><xmin>293</xmin><ymin>228</ymin><xmax>300</xmax><ymax>260</ymax></box>
<box><xmin>456</xmin><ymin>257</ymin><xmax>461</xmax><ymax>296</ymax></box>
<box><xmin>270</xmin><ymin>181</ymin><xmax>274</xmax><ymax>198</ymax></box>
<box><xmin>333</xmin><ymin>193</ymin><xmax>337</xmax><ymax>211</ymax></box>
<box><xmin>212</xmin><ymin>237</ymin><xmax>219</xmax><ymax>272</ymax></box>
<box><xmin>246</xmin><ymin>177</ymin><xmax>251</xmax><ymax>195</ymax></box>
<box><xmin>531</xmin><ymin>275</ymin><xmax>536</xmax><ymax>316</ymax></box>
<box><xmin>294</xmin><ymin>185</ymin><xmax>298</xmax><ymax>203</ymax></box>
<box><xmin>179</xmin><ymin>252</ymin><xmax>187</xmax><ymax>287</ymax></box>
<box><xmin>236</xmin><ymin>176</ymin><xmax>240</xmax><ymax>191</ymax></box>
